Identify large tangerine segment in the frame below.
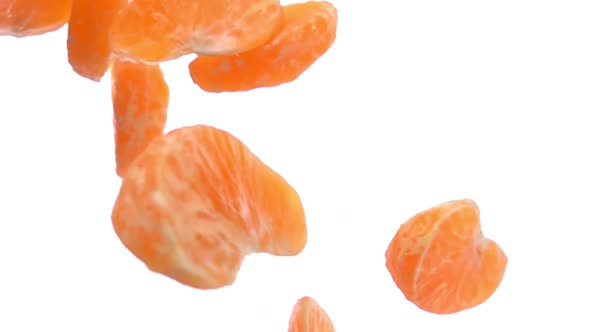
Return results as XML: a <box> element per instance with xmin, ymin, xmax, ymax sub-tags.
<box><xmin>109</xmin><ymin>0</ymin><xmax>282</xmax><ymax>64</ymax></box>
<box><xmin>111</xmin><ymin>58</ymin><xmax>169</xmax><ymax>178</ymax></box>
<box><xmin>0</xmin><ymin>0</ymin><xmax>72</xmax><ymax>37</ymax></box>
<box><xmin>288</xmin><ymin>296</ymin><xmax>336</xmax><ymax>332</ymax></box>
<box><xmin>111</xmin><ymin>125</ymin><xmax>307</xmax><ymax>289</ymax></box>
<box><xmin>385</xmin><ymin>199</ymin><xmax>508</xmax><ymax>314</ymax></box>
<box><xmin>188</xmin><ymin>1</ymin><xmax>338</xmax><ymax>93</ymax></box>
<box><xmin>67</xmin><ymin>0</ymin><xmax>128</xmax><ymax>81</ymax></box>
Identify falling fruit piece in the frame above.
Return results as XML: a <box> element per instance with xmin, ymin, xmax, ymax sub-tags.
<box><xmin>0</xmin><ymin>0</ymin><xmax>73</xmax><ymax>37</ymax></box>
<box><xmin>288</xmin><ymin>296</ymin><xmax>336</xmax><ymax>332</ymax></box>
<box><xmin>67</xmin><ymin>0</ymin><xmax>128</xmax><ymax>81</ymax></box>
<box><xmin>111</xmin><ymin>58</ymin><xmax>169</xmax><ymax>177</ymax></box>
<box><xmin>385</xmin><ymin>199</ymin><xmax>508</xmax><ymax>314</ymax></box>
<box><xmin>188</xmin><ymin>1</ymin><xmax>338</xmax><ymax>93</ymax></box>
<box><xmin>111</xmin><ymin>124</ymin><xmax>307</xmax><ymax>290</ymax></box>
<box><xmin>109</xmin><ymin>0</ymin><xmax>283</xmax><ymax>64</ymax></box>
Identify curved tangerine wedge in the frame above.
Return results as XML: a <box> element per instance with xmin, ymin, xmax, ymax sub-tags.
<box><xmin>288</xmin><ymin>296</ymin><xmax>336</xmax><ymax>332</ymax></box>
<box><xmin>188</xmin><ymin>1</ymin><xmax>338</xmax><ymax>93</ymax></box>
<box><xmin>111</xmin><ymin>124</ymin><xmax>307</xmax><ymax>290</ymax></box>
<box><xmin>385</xmin><ymin>199</ymin><xmax>508</xmax><ymax>315</ymax></box>
<box><xmin>0</xmin><ymin>0</ymin><xmax>72</xmax><ymax>37</ymax></box>
<box><xmin>67</xmin><ymin>0</ymin><xmax>128</xmax><ymax>81</ymax></box>
<box><xmin>111</xmin><ymin>58</ymin><xmax>169</xmax><ymax>178</ymax></box>
<box><xmin>109</xmin><ymin>0</ymin><xmax>283</xmax><ymax>64</ymax></box>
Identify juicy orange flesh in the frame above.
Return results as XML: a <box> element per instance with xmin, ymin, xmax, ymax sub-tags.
<box><xmin>188</xmin><ymin>1</ymin><xmax>338</xmax><ymax>92</ymax></box>
<box><xmin>288</xmin><ymin>296</ymin><xmax>336</xmax><ymax>332</ymax></box>
<box><xmin>111</xmin><ymin>58</ymin><xmax>169</xmax><ymax>178</ymax></box>
<box><xmin>385</xmin><ymin>199</ymin><xmax>508</xmax><ymax>314</ymax></box>
<box><xmin>1</xmin><ymin>0</ymin><xmax>73</xmax><ymax>37</ymax></box>
<box><xmin>112</xmin><ymin>125</ymin><xmax>307</xmax><ymax>289</ymax></box>
<box><xmin>67</xmin><ymin>0</ymin><xmax>128</xmax><ymax>81</ymax></box>
<box><xmin>109</xmin><ymin>0</ymin><xmax>283</xmax><ymax>63</ymax></box>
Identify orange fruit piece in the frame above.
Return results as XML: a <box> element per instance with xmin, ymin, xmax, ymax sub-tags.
<box><xmin>188</xmin><ymin>1</ymin><xmax>338</xmax><ymax>93</ymax></box>
<box><xmin>109</xmin><ymin>0</ymin><xmax>283</xmax><ymax>64</ymax></box>
<box><xmin>0</xmin><ymin>0</ymin><xmax>72</xmax><ymax>37</ymax></box>
<box><xmin>67</xmin><ymin>0</ymin><xmax>128</xmax><ymax>81</ymax></box>
<box><xmin>385</xmin><ymin>199</ymin><xmax>508</xmax><ymax>314</ymax></box>
<box><xmin>111</xmin><ymin>124</ymin><xmax>307</xmax><ymax>289</ymax></box>
<box><xmin>111</xmin><ymin>58</ymin><xmax>169</xmax><ymax>178</ymax></box>
<box><xmin>288</xmin><ymin>296</ymin><xmax>336</xmax><ymax>332</ymax></box>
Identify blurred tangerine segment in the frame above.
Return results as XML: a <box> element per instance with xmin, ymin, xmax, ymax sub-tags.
<box><xmin>188</xmin><ymin>1</ymin><xmax>338</xmax><ymax>93</ymax></box>
<box><xmin>385</xmin><ymin>199</ymin><xmax>507</xmax><ymax>314</ymax></box>
<box><xmin>0</xmin><ymin>0</ymin><xmax>72</xmax><ymax>37</ymax></box>
<box><xmin>111</xmin><ymin>58</ymin><xmax>169</xmax><ymax>178</ymax></box>
<box><xmin>109</xmin><ymin>0</ymin><xmax>282</xmax><ymax>64</ymax></box>
<box><xmin>111</xmin><ymin>124</ymin><xmax>307</xmax><ymax>289</ymax></box>
<box><xmin>67</xmin><ymin>0</ymin><xmax>128</xmax><ymax>81</ymax></box>
<box><xmin>288</xmin><ymin>296</ymin><xmax>336</xmax><ymax>332</ymax></box>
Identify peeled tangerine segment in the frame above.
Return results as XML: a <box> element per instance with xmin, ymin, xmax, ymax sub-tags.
<box><xmin>288</xmin><ymin>296</ymin><xmax>336</xmax><ymax>332</ymax></box>
<box><xmin>67</xmin><ymin>0</ymin><xmax>128</xmax><ymax>81</ymax></box>
<box><xmin>0</xmin><ymin>0</ymin><xmax>72</xmax><ymax>37</ymax></box>
<box><xmin>111</xmin><ymin>58</ymin><xmax>169</xmax><ymax>178</ymax></box>
<box><xmin>385</xmin><ymin>199</ymin><xmax>508</xmax><ymax>315</ymax></box>
<box><xmin>111</xmin><ymin>124</ymin><xmax>307</xmax><ymax>290</ymax></box>
<box><xmin>109</xmin><ymin>0</ymin><xmax>283</xmax><ymax>64</ymax></box>
<box><xmin>189</xmin><ymin>1</ymin><xmax>338</xmax><ymax>93</ymax></box>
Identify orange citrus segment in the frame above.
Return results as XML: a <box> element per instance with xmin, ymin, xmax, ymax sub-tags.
<box><xmin>385</xmin><ymin>199</ymin><xmax>508</xmax><ymax>314</ymax></box>
<box><xmin>188</xmin><ymin>1</ymin><xmax>338</xmax><ymax>93</ymax></box>
<box><xmin>0</xmin><ymin>0</ymin><xmax>72</xmax><ymax>37</ymax></box>
<box><xmin>67</xmin><ymin>0</ymin><xmax>128</xmax><ymax>81</ymax></box>
<box><xmin>109</xmin><ymin>0</ymin><xmax>283</xmax><ymax>64</ymax></box>
<box><xmin>0</xmin><ymin>2</ymin><xmax>12</xmax><ymax>33</ymax></box>
<box><xmin>111</xmin><ymin>125</ymin><xmax>307</xmax><ymax>289</ymax></box>
<box><xmin>288</xmin><ymin>296</ymin><xmax>336</xmax><ymax>332</ymax></box>
<box><xmin>111</xmin><ymin>58</ymin><xmax>169</xmax><ymax>178</ymax></box>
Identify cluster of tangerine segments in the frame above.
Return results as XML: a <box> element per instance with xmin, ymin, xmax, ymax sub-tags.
<box><xmin>2</xmin><ymin>0</ymin><xmax>509</xmax><ymax>329</ymax></box>
<box><xmin>1</xmin><ymin>0</ymin><xmax>338</xmax><ymax>90</ymax></box>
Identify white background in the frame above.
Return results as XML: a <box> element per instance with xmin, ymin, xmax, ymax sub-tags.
<box><xmin>1</xmin><ymin>1</ymin><xmax>589</xmax><ymax>331</ymax></box>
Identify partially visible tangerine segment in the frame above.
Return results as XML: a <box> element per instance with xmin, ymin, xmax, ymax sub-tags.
<box><xmin>288</xmin><ymin>296</ymin><xmax>336</xmax><ymax>332</ymax></box>
<box><xmin>67</xmin><ymin>0</ymin><xmax>128</xmax><ymax>81</ymax></box>
<box><xmin>385</xmin><ymin>199</ymin><xmax>508</xmax><ymax>315</ymax></box>
<box><xmin>188</xmin><ymin>1</ymin><xmax>338</xmax><ymax>93</ymax></box>
<box><xmin>111</xmin><ymin>58</ymin><xmax>169</xmax><ymax>178</ymax></box>
<box><xmin>111</xmin><ymin>124</ymin><xmax>307</xmax><ymax>289</ymax></box>
<box><xmin>0</xmin><ymin>1</ymin><xmax>11</xmax><ymax>33</ymax></box>
<box><xmin>109</xmin><ymin>0</ymin><xmax>283</xmax><ymax>64</ymax></box>
<box><xmin>0</xmin><ymin>0</ymin><xmax>72</xmax><ymax>37</ymax></box>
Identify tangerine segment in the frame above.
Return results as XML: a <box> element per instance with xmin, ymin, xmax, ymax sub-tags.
<box><xmin>111</xmin><ymin>125</ymin><xmax>307</xmax><ymax>290</ymax></box>
<box><xmin>111</xmin><ymin>58</ymin><xmax>169</xmax><ymax>178</ymax></box>
<box><xmin>109</xmin><ymin>0</ymin><xmax>283</xmax><ymax>64</ymax></box>
<box><xmin>385</xmin><ymin>199</ymin><xmax>508</xmax><ymax>315</ymax></box>
<box><xmin>288</xmin><ymin>296</ymin><xmax>336</xmax><ymax>332</ymax></box>
<box><xmin>0</xmin><ymin>0</ymin><xmax>72</xmax><ymax>37</ymax></box>
<box><xmin>188</xmin><ymin>1</ymin><xmax>338</xmax><ymax>93</ymax></box>
<box><xmin>67</xmin><ymin>0</ymin><xmax>128</xmax><ymax>81</ymax></box>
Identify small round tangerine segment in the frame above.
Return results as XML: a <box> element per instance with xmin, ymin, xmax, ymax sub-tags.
<box><xmin>109</xmin><ymin>0</ymin><xmax>283</xmax><ymax>64</ymax></box>
<box><xmin>111</xmin><ymin>124</ymin><xmax>307</xmax><ymax>290</ymax></box>
<box><xmin>0</xmin><ymin>0</ymin><xmax>72</xmax><ymax>37</ymax></box>
<box><xmin>385</xmin><ymin>199</ymin><xmax>508</xmax><ymax>315</ymax></box>
<box><xmin>67</xmin><ymin>0</ymin><xmax>128</xmax><ymax>81</ymax></box>
<box><xmin>188</xmin><ymin>1</ymin><xmax>338</xmax><ymax>93</ymax></box>
<box><xmin>111</xmin><ymin>58</ymin><xmax>169</xmax><ymax>178</ymax></box>
<box><xmin>288</xmin><ymin>296</ymin><xmax>336</xmax><ymax>332</ymax></box>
